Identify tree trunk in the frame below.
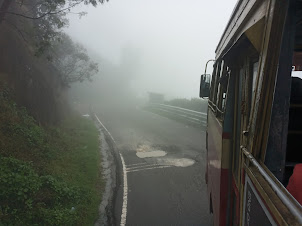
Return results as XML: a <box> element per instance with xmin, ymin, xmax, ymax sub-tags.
<box><xmin>0</xmin><ymin>0</ymin><xmax>13</xmax><ymax>25</ymax></box>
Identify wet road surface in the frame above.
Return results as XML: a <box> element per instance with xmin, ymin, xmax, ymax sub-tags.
<box><xmin>95</xmin><ymin>104</ymin><xmax>211</xmax><ymax>226</ymax></box>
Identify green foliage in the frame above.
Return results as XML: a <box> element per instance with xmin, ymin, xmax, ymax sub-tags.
<box><xmin>49</xmin><ymin>33</ymin><xmax>99</xmax><ymax>86</ymax></box>
<box><xmin>9</xmin><ymin>116</ymin><xmax>44</xmax><ymax>148</ymax></box>
<box><xmin>0</xmin><ymin>86</ymin><xmax>48</xmax><ymax>161</ymax></box>
<box><xmin>2</xmin><ymin>0</ymin><xmax>108</xmax><ymax>55</ymax></box>
<box><xmin>0</xmin><ymin>157</ymin><xmax>41</xmax><ymax>209</ymax></box>
<box><xmin>0</xmin><ymin>157</ymin><xmax>81</xmax><ymax>225</ymax></box>
<box><xmin>0</xmin><ymin>86</ymin><xmax>103</xmax><ymax>225</ymax></box>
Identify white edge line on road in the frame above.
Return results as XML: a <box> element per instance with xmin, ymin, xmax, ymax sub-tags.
<box><xmin>94</xmin><ymin>114</ymin><xmax>128</xmax><ymax>226</ymax></box>
<box><xmin>94</xmin><ymin>114</ymin><xmax>116</xmax><ymax>144</ymax></box>
<box><xmin>126</xmin><ymin>165</ymin><xmax>172</xmax><ymax>173</ymax></box>
<box><xmin>119</xmin><ymin>153</ymin><xmax>128</xmax><ymax>226</ymax></box>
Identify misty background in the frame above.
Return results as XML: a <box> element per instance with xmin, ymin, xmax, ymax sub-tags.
<box><xmin>65</xmin><ymin>0</ymin><xmax>237</xmax><ymax>106</ymax></box>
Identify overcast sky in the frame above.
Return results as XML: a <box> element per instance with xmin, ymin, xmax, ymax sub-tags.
<box><xmin>65</xmin><ymin>0</ymin><xmax>237</xmax><ymax>99</ymax></box>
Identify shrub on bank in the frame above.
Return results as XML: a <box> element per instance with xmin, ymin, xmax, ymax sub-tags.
<box><xmin>0</xmin><ymin>86</ymin><xmax>103</xmax><ymax>225</ymax></box>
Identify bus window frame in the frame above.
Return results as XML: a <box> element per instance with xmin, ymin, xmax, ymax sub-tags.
<box><xmin>247</xmin><ymin>0</ymin><xmax>291</xmax><ymax>161</ymax></box>
<box><xmin>231</xmin><ymin>48</ymin><xmax>259</xmax><ymax>187</ymax></box>
<box><xmin>222</xmin><ymin>68</ymin><xmax>231</xmax><ymax>111</ymax></box>
<box><xmin>209</xmin><ymin>63</ymin><xmax>218</xmax><ymax>102</ymax></box>
<box><xmin>208</xmin><ymin>60</ymin><xmax>230</xmax><ymax>121</ymax></box>
<box><xmin>216</xmin><ymin>62</ymin><xmax>228</xmax><ymax>119</ymax></box>
<box><xmin>209</xmin><ymin>63</ymin><xmax>219</xmax><ymax>113</ymax></box>
<box><xmin>212</xmin><ymin>61</ymin><xmax>222</xmax><ymax>108</ymax></box>
<box><xmin>233</xmin><ymin>66</ymin><xmax>247</xmax><ymax>186</ymax></box>
<box><xmin>242</xmin><ymin>54</ymin><xmax>259</xmax><ymax>148</ymax></box>
<box><xmin>263</xmin><ymin>0</ymin><xmax>297</xmax><ymax>181</ymax></box>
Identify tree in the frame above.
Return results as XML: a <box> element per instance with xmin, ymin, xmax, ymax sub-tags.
<box><xmin>0</xmin><ymin>0</ymin><xmax>108</xmax><ymax>54</ymax></box>
<box><xmin>49</xmin><ymin>33</ymin><xmax>99</xmax><ymax>86</ymax></box>
<box><xmin>0</xmin><ymin>0</ymin><xmax>108</xmax><ymax>23</ymax></box>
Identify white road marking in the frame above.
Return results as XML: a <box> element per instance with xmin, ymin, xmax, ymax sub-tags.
<box><xmin>119</xmin><ymin>153</ymin><xmax>128</xmax><ymax>226</ymax></box>
<box><xmin>94</xmin><ymin>114</ymin><xmax>128</xmax><ymax>226</ymax></box>
<box><xmin>127</xmin><ymin>165</ymin><xmax>172</xmax><ymax>173</ymax></box>
<box><xmin>94</xmin><ymin>114</ymin><xmax>116</xmax><ymax>144</ymax></box>
<box><xmin>126</xmin><ymin>162</ymin><xmax>149</xmax><ymax>167</ymax></box>
<box><xmin>126</xmin><ymin>163</ymin><xmax>166</xmax><ymax>170</ymax></box>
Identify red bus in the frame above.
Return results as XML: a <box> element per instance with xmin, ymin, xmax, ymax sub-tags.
<box><xmin>200</xmin><ymin>0</ymin><xmax>302</xmax><ymax>225</ymax></box>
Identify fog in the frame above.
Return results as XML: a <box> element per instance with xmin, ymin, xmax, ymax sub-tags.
<box><xmin>65</xmin><ymin>0</ymin><xmax>237</xmax><ymax>106</ymax></box>
<box><xmin>63</xmin><ymin>2</ymin><xmax>238</xmax><ymax>223</ymax></box>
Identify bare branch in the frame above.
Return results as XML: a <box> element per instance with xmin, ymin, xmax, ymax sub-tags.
<box><xmin>0</xmin><ymin>0</ymin><xmax>85</xmax><ymax>20</ymax></box>
<box><xmin>3</xmin><ymin>18</ymin><xmax>28</xmax><ymax>43</ymax></box>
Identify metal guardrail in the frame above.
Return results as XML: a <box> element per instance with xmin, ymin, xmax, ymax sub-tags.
<box><xmin>149</xmin><ymin>103</ymin><xmax>207</xmax><ymax>126</ymax></box>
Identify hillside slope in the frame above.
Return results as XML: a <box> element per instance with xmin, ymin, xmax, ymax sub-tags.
<box><xmin>0</xmin><ymin>84</ymin><xmax>103</xmax><ymax>225</ymax></box>
<box><xmin>0</xmin><ymin>22</ymin><xmax>67</xmax><ymax>124</ymax></box>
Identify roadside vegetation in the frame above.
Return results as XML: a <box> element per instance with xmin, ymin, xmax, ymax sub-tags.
<box><xmin>0</xmin><ymin>85</ymin><xmax>103</xmax><ymax>225</ymax></box>
<box><xmin>164</xmin><ymin>98</ymin><xmax>208</xmax><ymax>112</ymax></box>
<box><xmin>145</xmin><ymin>98</ymin><xmax>208</xmax><ymax>128</ymax></box>
<box><xmin>145</xmin><ymin>106</ymin><xmax>203</xmax><ymax>128</ymax></box>
<box><xmin>0</xmin><ymin>1</ymin><xmax>106</xmax><ymax>225</ymax></box>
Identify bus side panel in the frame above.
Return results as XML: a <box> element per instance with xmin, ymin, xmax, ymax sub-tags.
<box><xmin>219</xmin><ymin>168</ymin><xmax>229</xmax><ymax>226</ymax></box>
<box><xmin>219</xmin><ymin>137</ymin><xmax>232</xmax><ymax>226</ymax></box>
<box><xmin>207</xmin><ymin>110</ymin><xmax>223</xmax><ymax>226</ymax></box>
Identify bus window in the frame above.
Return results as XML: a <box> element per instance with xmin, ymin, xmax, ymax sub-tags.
<box><xmin>233</xmin><ymin>57</ymin><xmax>256</xmax><ymax>182</ymax></box>
<box><xmin>209</xmin><ymin>63</ymin><xmax>218</xmax><ymax>102</ymax></box>
<box><xmin>222</xmin><ymin>68</ymin><xmax>230</xmax><ymax>110</ymax></box>
<box><xmin>217</xmin><ymin>63</ymin><xmax>229</xmax><ymax>118</ymax></box>
<box><xmin>213</xmin><ymin>61</ymin><xmax>222</xmax><ymax>106</ymax></box>
<box><xmin>215</xmin><ymin>61</ymin><xmax>224</xmax><ymax>106</ymax></box>
<box><xmin>209</xmin><ymin>61</ymin><xmax>225</xmax><ymax>116</ymax></box>
<box><xmin>284</xmin><ymin>52</ymin><xmax>302</xmax><ymax>186</ymax></box>
<box><xmin>265</xmin><ymin>3</ymin><xmax>302</xmax><ymax>189</ymax></box>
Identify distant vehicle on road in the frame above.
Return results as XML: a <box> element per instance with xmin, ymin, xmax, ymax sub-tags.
<box><xmin>200</xmin><ymin>0</ymin><xmax>302</xmax><ymax>225</ymax></box>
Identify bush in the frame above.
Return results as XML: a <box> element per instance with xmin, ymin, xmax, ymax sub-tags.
<box><xmin>0</xmin><ymin>157</ymin><xmax>85</xmax><ymax>225</ymax></box>
<box><xmin>0</xmin><ymin>157</ymin><xmax>41</xmax><ymax>224</ymax></box>
<box><xmin>0</xmin><ymin>85</ymin><xmax>102</xmax><ymax>225</ymax></box>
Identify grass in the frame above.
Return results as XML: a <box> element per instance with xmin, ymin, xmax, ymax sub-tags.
<box><xmin>0</xmin><ymin>85</ymin><xmax>103</xmax><ymax>225</ymax></box>
<box><xmin>46</xmin><ymin>117</ymin><xmax>102</xmax><ymax>225</ymax></box>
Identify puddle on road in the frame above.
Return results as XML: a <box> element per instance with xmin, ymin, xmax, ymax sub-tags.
<box><xmin>136</xmin><ymin>150</ymin><xmax>167</xmax><ymax>158</ymax></box>
<box><xmin>136</xmin><ymin>144</ymin><xmax>167</xmax><ymax>158</ymax></box>
<box><xmin>157</xmin><ymin>158</ymin><xmax>195</xmax><ymax>167</ymax></box>
<box><xmin>135</xmin><ymin>144</ymin><xmax>195</xmax><ymax>167</ymax></box>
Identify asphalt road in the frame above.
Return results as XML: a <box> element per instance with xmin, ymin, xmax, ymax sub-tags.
<box><xmin>95</xmin><ymin>103</ymin><xmax>211</xmax><ymax>226</ymax></box>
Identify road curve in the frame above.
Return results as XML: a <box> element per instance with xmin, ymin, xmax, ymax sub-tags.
<box><xmin>95</xmin><ymin>104</ymin><xmax>211</xmax><ymax>226</ymax></box>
